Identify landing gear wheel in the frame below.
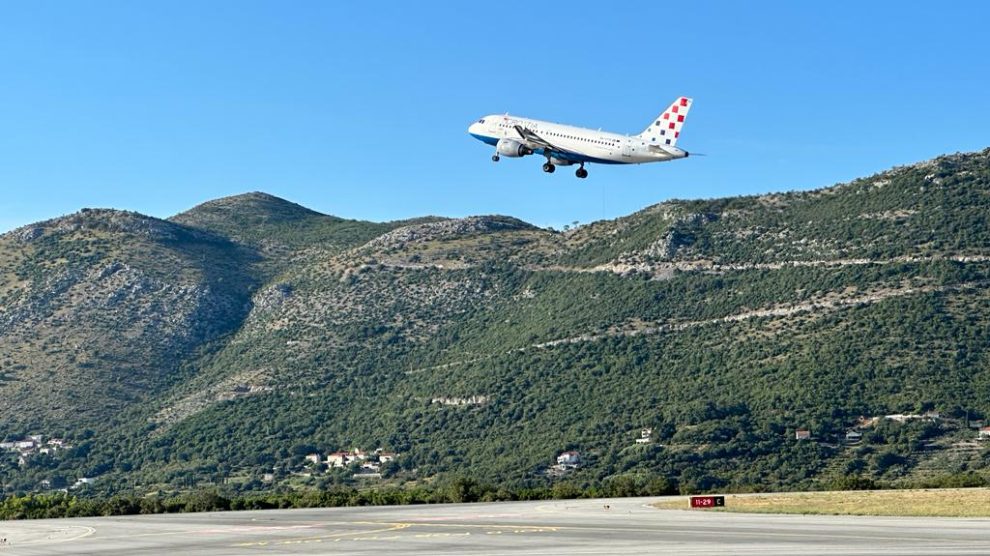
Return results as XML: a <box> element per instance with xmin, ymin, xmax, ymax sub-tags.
<box><xmin>542</xmin><ymin>162</ymin><xmax>556</xmax><ymax>173</ymax></box>
<box><xmin>576</xmin><ymin>167</ymin><xmax>588</xmax><ymax>179</ymax></box>
<box><xmin>492</xmin><ymin>154</ymin><xmax>500</xmax><ymax>162</ymax></box>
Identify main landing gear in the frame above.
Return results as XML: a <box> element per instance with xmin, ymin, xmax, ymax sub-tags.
<box><xmin>543</xmin><ymin>161</ymin><xmax>588</xmax><ymax>178</ymax></box>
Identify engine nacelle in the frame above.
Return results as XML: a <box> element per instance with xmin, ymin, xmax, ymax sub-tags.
<box><xmin>496</xmin><ymin>138</ymin><xmax>533</xmax><ymax>158</ymax></box>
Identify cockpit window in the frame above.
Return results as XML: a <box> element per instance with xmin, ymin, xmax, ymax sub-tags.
<box><xmin>478</xmin><ymin>119</ymin><xmax>485</xmax><ymax>124</ymax></box>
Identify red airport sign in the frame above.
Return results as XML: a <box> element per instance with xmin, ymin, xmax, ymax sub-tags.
<box><xmin>689</xmin><ymin>495</ymin><xmax>725</xmax><ymax>508</ymax></box>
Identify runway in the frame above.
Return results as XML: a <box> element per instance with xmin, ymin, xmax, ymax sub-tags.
<box><xmin>1</xmin><ymin>496</ymin><xmax>988</xmax><ymax>555</ymax></box>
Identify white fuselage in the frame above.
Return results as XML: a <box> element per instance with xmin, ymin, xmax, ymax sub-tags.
<box><xmin>468</xmin><ymin>115</ymin><xmax>688</xmax><ymax>166</ymax></box>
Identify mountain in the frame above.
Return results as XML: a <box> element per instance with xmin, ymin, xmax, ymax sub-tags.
<box><xmin>168</xmin><ymin>192</ymin><xmax>406</xmax><ymax>276</ymax></box>
<box><xmin>0</xmin><ymin>209</ymin><xmax>259</xmax><ymax>432</ymax></box>
<box><xmin>2</xmin><ymin>149</ymin><xmax>990</xmax><ymax>496</ymax></box>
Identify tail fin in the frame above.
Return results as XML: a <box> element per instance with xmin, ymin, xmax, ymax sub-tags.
<box><xmin>639</xmin><ymin>97</ymin><xmax>692</xmax><ymax>146</ymax></box>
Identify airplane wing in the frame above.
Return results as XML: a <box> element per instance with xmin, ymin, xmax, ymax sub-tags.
<box><xmin>513</xmin><ymin>125</ymin><xmax>577</xmax><ymax>155</ymax></box>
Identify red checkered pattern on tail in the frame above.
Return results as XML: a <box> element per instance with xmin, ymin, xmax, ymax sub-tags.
<box><xmin>639</xmin><ymin>97</ymin><xmax>692</xmax><ymax>147</ymax></box>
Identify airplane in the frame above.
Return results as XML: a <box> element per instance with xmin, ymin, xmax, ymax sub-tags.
<box><xmin>468</xmin><ymin>97</ymin><xmax>693</xmax><ymax>178</ymax></box>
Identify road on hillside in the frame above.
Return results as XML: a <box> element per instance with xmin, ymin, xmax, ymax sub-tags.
<box><xmin>1</xmin><ymin>496</ymin><xmax>988</xmax><ymax>555</ymax></box>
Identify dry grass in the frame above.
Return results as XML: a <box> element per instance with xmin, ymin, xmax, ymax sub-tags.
<box><xmin>653</xmin><ymin>488</ymin><xmax>990</xmax><ymax>517</ymax></box>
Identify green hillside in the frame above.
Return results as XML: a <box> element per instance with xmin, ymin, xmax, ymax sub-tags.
<box><xmin>2</xmin><ymin>149</ymin><xmax>990</xmax><ymax>497</ymax></box>
<box><xmin>0</xmin><ymin>209</ymin><xmax>259</xmax><ymax>432</ymax></box>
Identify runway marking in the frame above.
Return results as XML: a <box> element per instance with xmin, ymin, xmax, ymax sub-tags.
<box><xmin>398</xmin><ymin>522</ymin><xmax>558</xmax><ymax>532</ymax></box>
<box><xmin>228</xmin><ymin>517</ymin><xmax>984</xmax><ymax>550</ymax></box>
<box><xmin>7</xmin><ymin>525</ymin><xmax>95</xmax><ymax>546</ymax></box>
<box><xmin>413</xmin><ymin>532</ymin><xmax>472</xmax><ymax>539</ymax></box>
<box><xmin>233</xmin><ymin>522</ymin><xmax>411</xmax><ymax>547</ymax></box>
<box><xmin>230</xmin><ymin>521</ymin><xmax>557</xmax><ymax>548</ymax></box>
<box><xmin>197</xmin><ymin>524</ymin><xmax>319</xmax><ymax>534</ymax></box>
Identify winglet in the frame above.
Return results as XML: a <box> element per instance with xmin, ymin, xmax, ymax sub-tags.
<box><xmin>639</xmin><ymin>97</ymin><xmax>692</xmax><ymax>147</ymax></box>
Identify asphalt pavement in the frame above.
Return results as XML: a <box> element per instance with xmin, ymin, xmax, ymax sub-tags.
<box><xmin>1</xmin><ymin>496</ymin><xmax>988</xmax><ymax>555</ymax></box>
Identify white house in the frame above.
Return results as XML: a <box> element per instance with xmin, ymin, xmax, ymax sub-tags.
<box><xmin>845</xmin><ymin>431</ymin><xmax>863</xmax><ymax>443</ymax></box>
<box><xmin>979</xmin><ymin>426</ymin><xmax>990</xmax><ymax>440</ymax></box>
<box><xmin>325</xmin><ymin>451</ymin><xmax>353</xmax><ymax>468</ymax></box>
<box><xmin>360</xmin><ymin>461</ymin><xmax>381</xmax><ymax>472</ymax></box>
<box><xmin>635</xmin><ymin>428</ymin><xmax>653</xmax><ymax>444</ymax></box>
<box><xmin>304</xmin><ymin>453</ymin><xmax>321</xmax><ymax>464</ymax></box>
<box><xmin>378</xmin><ymin>452</ymin><xmax>397</xmax><ymax>463</ymax></box>
<box><xmin>556</xmin><ymin>451</ymin><xmax>581</xmax><ymax>467</ymax></box>
<box><xmin>795</xmin><ymin>429</ymin><xmax>811</xmax><ymax>441</ymax></box>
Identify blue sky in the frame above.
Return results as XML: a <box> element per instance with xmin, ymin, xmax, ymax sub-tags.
<box><xmin>2</xmin><ymin>2</ymin><xmax>989</xmax><ymax>232</ymax></box>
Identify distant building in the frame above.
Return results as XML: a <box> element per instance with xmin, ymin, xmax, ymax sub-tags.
<box><xmin>0</xmin><ymin>442</ymin><xmax>15</xmax><ymax>450</ymax></box>
<box><xmin>845</xmin><ymin>431</ymin><xmax>863</xmax><ymax>443</ymax></box>
<box><xmin>635</xmin><ymin>428</ymin><xmax>653</xmax><ymax>444</ymax></box>
<box><xmin>979</xmin><ymin>426</ymin><xmax>990</xmax><ymax>440</ymax></box>
<box><xmin>326</xmin><ymin>451</ymin><xmax>352</xmax><ymax>468</ymax></box>
<box><xmin>378</xmin><ymin>452</ymin><xmax>397</xmax><ymax>463</ymax></box>
<box><xmin>556</xmin><ymin>451</ymin><xmax>581</xmax><ymax>467</ymax></box>
<box><xmin>304</xmin><ymin>453</ymin><xmax>321</xmax><ymax>464</ymax></box>
<box><xmin>72</xmin><ymin>477</ymin><xmax>95</xmax><ymax>489</ymax></box>
<box><xmin>360</xmin><ymin>461</ymin><xmax>380</xmax><ymax>472</ymax></box>
<box><xmin>795</xmin><ymin>429</ymin><xmax>811</xmax><ymax>441</ymax></box>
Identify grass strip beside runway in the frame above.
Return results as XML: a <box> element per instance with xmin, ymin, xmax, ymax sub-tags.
<box><xmin>653</xmin><ymin>488</ymin><xmax>990</xmax><ymax>517</ymax></box>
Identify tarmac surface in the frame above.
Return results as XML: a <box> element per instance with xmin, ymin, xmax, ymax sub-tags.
<box><xmin>1</xmin><ymin>496</ymin><xmax>988</xmax><ymax>555</ymax></box>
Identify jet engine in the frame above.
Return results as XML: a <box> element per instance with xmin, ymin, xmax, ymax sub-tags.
<box><xmin>496</xmin><ymin>138</ymin><xmax>533</xmax><ymax>157</ymax></box>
